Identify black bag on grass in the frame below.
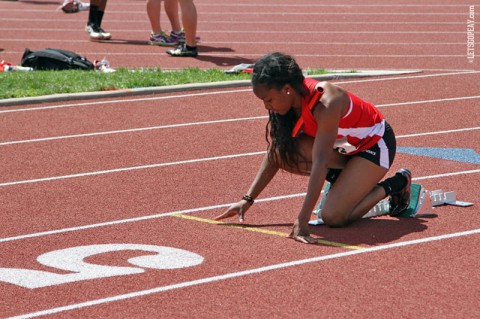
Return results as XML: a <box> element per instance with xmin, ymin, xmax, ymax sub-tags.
<box><xmin>21</xmin><ymin>48</ymin><xmax>94</xmax><ymax>71</ymax></box>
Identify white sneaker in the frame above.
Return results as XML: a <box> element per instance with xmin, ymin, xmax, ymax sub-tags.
<box><xmin>61</xmin><ymin>0</ymin><xmax>89</xmax><ymax>13</ymax></box>
<box><xmin>85</xmin><ymin>24</ymin><xmax>103</xmax><ymax>40</ymax></box>
<box><xmin>77</xmin><ymin>0</ymin><xmax>90</xmax><ymax>11</ymax></box>
<box><xmin>94</xmin><ymin>58</ymin><xmax>115</xmax><ymax>73</ymax></box>
<box><xmin>98</xmin><ymin>27</ymin><xmax>111</xmax><ymax>40</ymax></box>
<box><xmin>85</xmin><ymin>24</ymin><xmax>111</xmax><ymax>41</ymax></box>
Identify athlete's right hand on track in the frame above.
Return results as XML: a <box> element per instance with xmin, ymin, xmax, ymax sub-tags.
<box><xmin>287</xmin><ymin>220</ymin><xmax>317</xmax><ymax>244</ymax></box>
<box><xmin>214</xmin><ymin>201</ymin><xmax>251</xmax><ymax>222</ymax></box>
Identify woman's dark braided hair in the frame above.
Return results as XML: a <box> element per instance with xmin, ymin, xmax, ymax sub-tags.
<box><xmin>251</xmin><ymin>52</ymin><xmax>307</xmax><ymax>169</ymax></box>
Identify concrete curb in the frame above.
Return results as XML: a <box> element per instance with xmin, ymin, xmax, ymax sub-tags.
<box><xmin>0</xmin><ymin>69</ymin><xmax>422</xmax><ymax>107</ymax></box>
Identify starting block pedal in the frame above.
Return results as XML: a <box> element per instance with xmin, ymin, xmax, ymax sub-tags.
<box><xmin>308</xmin><ymin>183</ymin><xmax>473</xmax><ymax>226</ymax></box>
<box><xmin>430</xmin><ymin>189</ymin><xmax>473</xmax><ymax>207</ymax></box>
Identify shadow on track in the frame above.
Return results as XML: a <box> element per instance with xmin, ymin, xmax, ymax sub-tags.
<box><xmin>309</xmin><ymin>215</ymin><xmax>437</xmax><ymax>246</ymax></box>
<box><xmin>19</xmin><ymin>0</ymin><xmax>59</xmax><ymax>5</ymax></box>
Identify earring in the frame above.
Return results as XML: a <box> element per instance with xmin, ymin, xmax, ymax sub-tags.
<box><xmin>287</xmin><ymin>91</ymin><xmax>290</xmax><ymax>95</ymax></box>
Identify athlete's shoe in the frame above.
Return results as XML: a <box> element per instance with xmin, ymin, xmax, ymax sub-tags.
<box><xmin>78</xmin><ymin>0</ymin><xmax>89</xmax><ymax>11</ymax></box>
<box><xmin>85</xmin><ymin>24</ymin><xmax>103</xmax><ymax>40</ymax></box>
<box><xmin>169</xmin><ymin>29</ymin><xmax>201</xmax><ymax>43</ymax></box>
<box><xmin>166</xmin><ymin>43</ymin><xmax>198</xmax><ymax>57</ymax></box>
<box><xmin>60</xmin><ymin>0</ymin><xmax>89</xmax><ymax>13</ymax></box>
<box><xmin>389</xmin><ymin>168</ymin><xmax>412</xmax><ymax>216</ymax></box>
<box><xmin>149</xmin><ymin>32</ymin><xmax>179</xmax><ymax>46</ymax></box>
<box><xmin>98</xmin><ymin>26</ymin><xmax>111</xmax><ymax>40</ymax></box>
<box><xmin>85</xmin><ymin>24</ymin><xmax>111</xmax><ymax>40</ymax></box>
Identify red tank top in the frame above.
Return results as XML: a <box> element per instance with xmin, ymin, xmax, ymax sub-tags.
<box><xmin>292</xmin><ymin>78</ymin><xmax>385</xmax><ymax>155</ymax></box>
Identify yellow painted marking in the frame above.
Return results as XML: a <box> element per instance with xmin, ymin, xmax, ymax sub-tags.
<box><xmin>173</xmin><ymin>214</ymin><xmax>363</xmax><ymax>250</ymax></box>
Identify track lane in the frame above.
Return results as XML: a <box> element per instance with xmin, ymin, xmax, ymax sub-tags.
<box><xmin>0</xmin><ymin>0</ymin><xmax>478</xmax><ymax>318</ymax></box>
<box><xmin>1</xmin><ymin>1</ymin><xmax>477</xmax><ymax>70</ymax></box>
<box><xmin>1</xmin><ymin>98</ymin><xmax>478</xmax><ymax>182</ymax></box>
<box><xmin>2</xmin><ymin>72</ymin><xmax>480</xmax><ymax>141</ymax></box>
<box><xmin>4</xmin><ymin>229</ymin><xmax>479</xmax><ymax>319</ymax></box>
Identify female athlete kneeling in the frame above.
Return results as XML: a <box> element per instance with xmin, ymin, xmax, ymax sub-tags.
<box><xmin>215</xmin><ymin>52</ymin><xmax>411</xmax><ymax>244</ymax></box>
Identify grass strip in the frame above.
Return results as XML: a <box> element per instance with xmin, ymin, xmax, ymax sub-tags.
<box><xmin>0</xmin><ymin>67</ymin><xmax>330</xmax><ymax>100</ymax></box>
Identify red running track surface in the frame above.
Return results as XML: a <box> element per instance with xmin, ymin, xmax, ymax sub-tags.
<box><xmin>0</xmin><ymin>0</ymin><xmax>479</xmax><ymax>318</ymax></box>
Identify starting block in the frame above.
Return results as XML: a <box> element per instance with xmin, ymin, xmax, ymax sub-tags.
<box><xmin>430</xmin><ymin>189</ymin><xmax>473</xmax><ymax>207</ymax></box>
<box><xmin>308</xmin><ymin>183</ymin><xmax>473</xmax><ymax>226</ymax></box>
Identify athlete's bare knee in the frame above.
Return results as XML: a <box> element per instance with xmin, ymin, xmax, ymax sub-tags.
<box><xmin>321</xmin><ymin>211</ymin><xmax>348</xmax><ymax>227</ymax></box>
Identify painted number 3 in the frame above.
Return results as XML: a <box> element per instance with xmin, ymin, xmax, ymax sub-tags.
<box><xmin>0</xmin><ymin>244</ymin><xmax>204</xmax><ymax>289</ymax></box>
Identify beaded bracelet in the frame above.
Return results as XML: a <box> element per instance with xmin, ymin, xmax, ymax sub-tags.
<box><xmin>242</xmin><ymin>194</ymin><xmax>254</xmax><ymax>205</ymax></box>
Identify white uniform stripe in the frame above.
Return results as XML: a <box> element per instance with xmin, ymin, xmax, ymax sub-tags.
<box><xmin>338</xmin><ymin>119</ymin><xmax>385</xmax><ymax>140</ymax></box>
<box><xmin>342</xmin><ymin>96</ymin><xmax>353</xmax><ymax>119</ymax></box>
<box><xmin>377</xmin><ymin>138</ymin><xmax>390</xmax><ymax>169</ymax></box>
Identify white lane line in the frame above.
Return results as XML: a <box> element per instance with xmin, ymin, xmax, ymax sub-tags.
<box><xmin>0</xmin><ymin>193</ymin><xmax>306</xmax><ymax>244</ymax></box>
<box><xmin>378</xmin><ymin>95</ymin><xmax>480</xmax><ymax>107</ymax></box>
<box><xmin>414</xmin><ymin>170</ymin><xmax>480</xmax><ymax>181</ymax></box>
<box><xmin>1</xmin><ymin>127</ymin><xmax>479</xmax><ymax>186</ymax></box>
<box><xmin>0</xmin><ymin>89</ymin><xmax>252</xmax><ymax>114</ymax></box>
<box><xmin>1</xmin><ymin>169</ymin><xmax>479</xmax><ymax>244</ymax></box>
<box><xmin>331</xmin><ymin>71</ymin><xmax>478</xmax><ymax>84</ymax></box>
<box><xmin>0</xmin><ymin>202</ymin><xmax>238</xmax><ymax>244</ymax></box>
<box><xmin>197</xmin><ymin>4</ymin><xmax>473</xmax><ymax>7</ymax></box>
<box><xmin>1</xmin><ymin>21</ymin><xmax>477</xmax><ymax>25</ymax></box>
<box><xmin>0</xmin><ymin>116</ymin><xmax>267</xmax><ymax>146</ymax></box>
<box><xmin>2</xmin><ymin>51</ymin><xmax>473</xmax><ymax>57</ymax></box>
<box><xmin>1</xmin><ymin>12</ymin><xmax>472</xmax><ymax>16</ymax></box>
<box><xmin>397</xmin><ymin>127</ymin><xmax>480</xmax><ymax>138</ymax></box>
<box><xmin>2</xmin><ymin>39</ymin><xmax>475</xmax><ymax>45</ymax></box>
<box><xmin>1</xmin><ymin>70</ymin><xmax>478</xmax><ymax>114</ymax></box>
<box><xmin>8</xmin><ymin>228</ymin><xmax>480</xmax><ymax>319</ymax></box>
<box><xmin>200</xmin><ymin>53</ymin><xmax>470</xmax><ymax>57</ymax></box>
<box><xmin>194</xmin><ymin>41</ymin><xmax>479</xmax><ymax>45</ymax></box>
<box><xmin>0</xmin><ymin>151</ymin><xmax>265</xmax><ymax>187</ymax></box>
<box><xmin>1</xmin><ymin>96</ymin><xmax>478</xmax><ymax>146</ymax></box>
<box><xmin>9</xmin><ymin>3</ymin><xmax>473</xmax><ymax>7</ymax></box>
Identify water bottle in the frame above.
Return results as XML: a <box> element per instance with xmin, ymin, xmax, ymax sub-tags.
<box><xmin>1</xmin><ymin>61</ymin><xmax>33</xmax><ymax>72</ymax></box>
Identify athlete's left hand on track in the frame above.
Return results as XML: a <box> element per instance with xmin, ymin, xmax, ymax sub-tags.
<box><xmin>287</xmin><ymin>220</ymin><xmax>317</xmax><ymax>244</ymax></box>
<box><xmin>214</xmin><ymin>210</ymin><xmax>239</xmax><ymax>221</ymax></box>
<box><xmin>214</xmin><ymin>201</ymin><xmax>249</xmax><ymax>222</ymax></box>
